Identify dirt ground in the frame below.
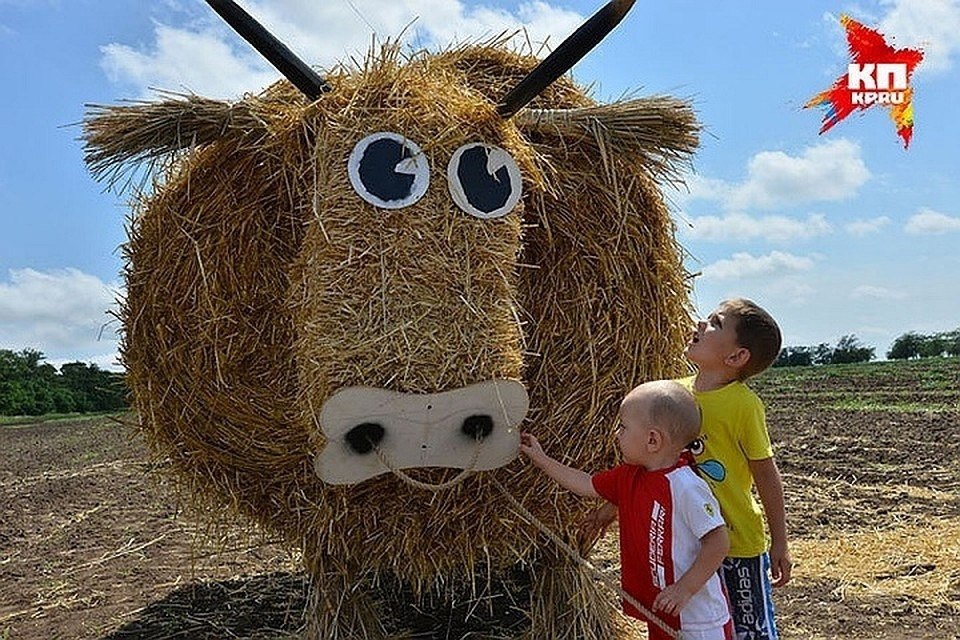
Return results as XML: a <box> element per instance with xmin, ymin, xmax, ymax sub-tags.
<box><xmin>2</xmin><ymin>359</ymin><xmax>959</xmax><ymax>639</ymax></box>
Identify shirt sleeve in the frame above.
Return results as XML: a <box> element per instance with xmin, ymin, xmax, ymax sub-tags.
<box><xmin>678</xmin><ymin>475</ymin><xmax>727</xmax><ymax>539</ymax></box>
<box><xmin>591</xmin><ymin>466</ymin><xmax>623</xmax><ymax>505</ymax></box>
<box><xmin>739</xmin><ymin>392</ymin><xmax>774</xmax><ymax>460</ymax></box>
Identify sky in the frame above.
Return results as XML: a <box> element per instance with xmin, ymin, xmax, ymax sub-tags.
<box><xmin>1</xmin><ymin>0</ymin><xmax>958</xmax><ymax>372</ymax></box>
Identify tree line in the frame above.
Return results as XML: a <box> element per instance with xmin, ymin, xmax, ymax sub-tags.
<box><xmin>774</xmin><ymin>327</ymin><xmax>959</xmax><ymax>368</ymax></box>
<box><xmin>3</xmin><ymin>326</ymin><xmax>956</xmax><ymax>414</ymax></box>
<box><xmin>0</xmin><ymin>349</ymin><xmax>128</xmax><ymax>416</ymax></box>
<box><xmin>774</xmin><ymin>334</ymin><xmax>876</xmax><ymax>367</ymax></box>
<box><xmin>886</xmin><ymin>329</ymin><xmax>960</xmax><ymax>360</ymax></box>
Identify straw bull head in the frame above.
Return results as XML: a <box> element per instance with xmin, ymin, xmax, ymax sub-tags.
<box><xmin>84</xmin><ymin>0</ymin><xmax>698</xmax><ymax>616</ymax></box>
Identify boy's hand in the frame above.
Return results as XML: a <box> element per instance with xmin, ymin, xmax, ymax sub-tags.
<box><xmin>578</xmin><ymin>502</ymin><xmax>617</xmax><ymax>554</ymax></box>
<box><xmin>519</xmin><ymin>434</ymin><xmax>600</xmax><ymax>498</ymax></box>
<box><xmin>652</xmin><ymin>582</ymin><xmax>694</xmax><ymax>616</ymax></box>
<box><xmin>519</xmin><ymin>432</ymin><xmax>547</xmax><ymax>465</ymax></box>
<box><xmin>770</xmin><ymin>539</ymin><xmax>793</xmax><ymax>587</ymax></box>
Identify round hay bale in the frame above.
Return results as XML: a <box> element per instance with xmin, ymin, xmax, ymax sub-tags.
<box><xmin>86</xmin><ymin>41</ymin><xmax>698</xmax><ymax>638</ymax></box>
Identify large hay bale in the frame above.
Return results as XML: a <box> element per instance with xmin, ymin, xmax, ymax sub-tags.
<box><xmin>85</xmin><ymin>37</ymin><xmax>698</xmax><ymax>639</ymax></box>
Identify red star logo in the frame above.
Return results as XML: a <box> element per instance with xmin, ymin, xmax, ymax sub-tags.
<box><xmin>805</xmin><ymin>15</ymin><xmax>923</xmax><ymax>148</ymax></box>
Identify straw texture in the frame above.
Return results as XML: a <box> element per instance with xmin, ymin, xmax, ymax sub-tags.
<box><xmin>84</xmin><ymin>41</ymin><xmax>699</xmax><ymax>638</ymax></box>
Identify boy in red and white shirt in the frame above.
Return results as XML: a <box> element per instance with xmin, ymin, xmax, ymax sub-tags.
<box><xmin>520</xmin><ymin>380</ymin><xmax>733</xmax><ymax>640</ymax></box>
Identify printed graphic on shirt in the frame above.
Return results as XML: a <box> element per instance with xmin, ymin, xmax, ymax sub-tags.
<box><xmin>703</xmin><ymin>502</ymin><xmax>716</xmax><ymax>519</ymax></box>
<box><xmin>649</xmin><ymin>500</ymin><xmax>667</xmax><ymax>589</ymax></box>
<box><xmin>698</xmin><ymin>459</ymin><xmax>726</xmax><ymax>482</ymax></box>
<box><xmin>689</xmin><ymin>437</ymin><xmax>726</xmax><ymax>482</ymax></box>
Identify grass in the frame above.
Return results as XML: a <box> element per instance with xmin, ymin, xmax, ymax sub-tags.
<box><xmin>793</xmin><ymin>515</ymin><xmax>960</xmax><ymax>607</ymax></box>
<box><xmin>753</xmin><ymin>356</ymin><xmax>960</xmax><ymax>413</ymax></box>
<box><xmin>0</xmin><ymin>410</ymin><xmax>128</xmax><ymax>427</ymax></box>
<box><xmin>825</xmin><ymin>398</ymin><xmax>956</xmax><ymax>413</ymax></box>
<box><xmin>768</xmin><ymin>356</ymin><xmax>957</xmax><ymax>385</ymax></box>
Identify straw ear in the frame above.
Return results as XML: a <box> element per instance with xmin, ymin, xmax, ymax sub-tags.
<box><xmin>513</xmin><ymin>96</ymin><xmax>700</xmax><ymax>185</ymax></box>
<box><xmin>83</xmin><ymin>93</ymin><xmax>271</xmax><ymax>189</ymax></box>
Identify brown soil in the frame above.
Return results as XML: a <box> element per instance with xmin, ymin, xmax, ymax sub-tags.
<box><xmin>2</xmin><ymin>361</ymin><xmax>959</xmax><ymax>639</ymax></box>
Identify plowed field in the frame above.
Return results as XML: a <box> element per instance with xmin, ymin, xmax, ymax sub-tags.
<box><xmin>2</xmin><ymin>358</ymin><xmax>958</xmax><ymax>639</ymax></box>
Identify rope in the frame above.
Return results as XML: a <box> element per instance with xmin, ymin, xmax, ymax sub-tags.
<box><xmin>378</xmin><ymin>443</ymin><xmax>682</xmax><ymax>636</ymax></box>
<box><xmin>369</xmin><ymin>383</ymin><xmax>679</xmax><ymax>636</ymax></box>
<box><xmin>490</xmin><ymin>476</ymin><xmax>683</xmax><ymax>640</ymax></box>
<box><xmin>375</xmin><ymin>435</ymin><xmax>483</xmax><ymax>492</ymax></box>
<box><xmin>375</xmin><ymin>379</ymin><xmax>513</xmax><ymax>492</ymax></box>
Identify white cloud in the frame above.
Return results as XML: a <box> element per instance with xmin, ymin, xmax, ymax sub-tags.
<box><xmin>845</xmin><ymin>216</ymin><xmax>891</xmax><ymax>236</ymax></box>
<box><xmin>879</xmin><ymin>0</ymin><xmax>960</xmax><ymax>74</ymax></box>
<box><xmin>0</xmin><ymin>268</ymin><xmax>122</xmax><ymax>370</ymax></box>
<box><xmin>681</xmin><ymin>140</ymin><xmax>870</xmax><ymax>211</ymax></box>
<box><xmin>700</xmin><ymin>251</ymin><xmax>816</xmax><ymax>280</ymax></box>
<box><xmin>101</xmin><ymin>24</ymin><xmax>279</xmax><ymax>99</ymax></box>
<box><xmin>852</xmin><ymin>284</ymin><xmax>907</xmax><ymax>300</ymax></box>
<box><xmin>101</xmin><ymin>0</ymin><xmax>585</xmax><ymax>99</ymax></box>
<box><xmin>671</xmin><ymin>174</ymin><xmax>734</xmax><ymax>208</ymax></box>
<box><xmin>905</xmin><ymin>207</ymin><xmax>960</xmax><ymax>234</ymax></box>
<box><xmin>685</xmin><ymin>212</ymin><xmax>832</xmax><ymax>243</ymax></box>
<box><xmin>728</xmin><ymin>139</ymin><xmax>870</xmax><ymax>210</ymax></box>
<box><xmin>764</xmin><ymin>279</ymin><xmax>817</xmax><ymax>302</ymax></box>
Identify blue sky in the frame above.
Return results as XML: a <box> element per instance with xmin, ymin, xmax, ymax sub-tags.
<box><xmin>1</xmin><ymin>0</ymin><xmax>958</xmax><ymax>371</ymax></box>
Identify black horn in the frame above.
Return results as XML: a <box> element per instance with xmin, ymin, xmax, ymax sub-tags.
<box><xmin>496</xmin><ymin>0</ymin><xmax>636</xmax><ymax>119</ymax></box>
<box><xmin>205</xmin><ymin>0</ymin><xmax>331</xmax><ymax>100</ymax></box>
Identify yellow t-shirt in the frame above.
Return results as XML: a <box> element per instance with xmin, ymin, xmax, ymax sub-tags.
<box><xmin>677</xmin><ymin>375</ymin><xmax>774</xmax><ymax>557</ymax></box>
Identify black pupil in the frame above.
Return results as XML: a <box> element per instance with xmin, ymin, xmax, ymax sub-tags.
<box><xmin>358</xmin><ymin>138</ymin><xmax>415</xmax><ymax>203</ymax></box>
<box><xmin>456</xmin><ymin>146</ymin><xmax>512</xmax><ymax>214</ymax></box>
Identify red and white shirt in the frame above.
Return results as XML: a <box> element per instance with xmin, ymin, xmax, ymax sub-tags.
<box><xmin>593</xmin><ymin>460</ymin><xmax>731</xmax><ymax>638</ymax></box>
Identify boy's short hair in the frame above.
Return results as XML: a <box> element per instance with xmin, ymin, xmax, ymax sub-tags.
<box><xmin>720</xmin><ymin>298</ymin><xmax>782</xmax><ymax>379</ymax></box>
<box><xmin>643</xmin><ymin>381</ymin><xmax>702</xmax><ymax>447</ymax></box>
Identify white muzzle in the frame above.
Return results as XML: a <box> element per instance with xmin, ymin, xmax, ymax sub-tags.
<box><xmin>313</xmin><ymin>379</ymin><xmax>528</xmax><ymax>485</ymax></box>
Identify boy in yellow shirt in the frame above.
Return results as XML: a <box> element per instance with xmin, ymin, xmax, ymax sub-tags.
<box><xmin>583</xmin><ymin>298</ymin><xmax>792</xmax><ymax>639</ymax></box>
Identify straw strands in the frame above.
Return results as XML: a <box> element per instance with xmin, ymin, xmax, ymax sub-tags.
<box><xmin>84</xmin><ymin>41</ymin><xmax>699</xmax><ymax>638</ymax></box>
<box><xmin>793</xmin><ymin>517</ymin><xmax>960</xmax><ymax>607</ymax></box>
<box><xmin>84</xmin><ymin>92</ymin><xmax>276</xmax><ymax>190</ymax></box>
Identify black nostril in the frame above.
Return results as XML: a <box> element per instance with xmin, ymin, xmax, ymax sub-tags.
<box><xmin>345</xmin><ymin>422</ymin><xmax>385</xmax><ymax>454</ymax></box>
<box><xmin>461</xmin><ymin>414</ymin><xmax>494</xmax><ymax>441</ymax></box>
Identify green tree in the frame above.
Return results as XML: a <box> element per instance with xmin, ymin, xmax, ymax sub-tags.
<box><xmin>60</xmin><ymin>361</ymin><xmax>127</xmax><ymax>411</ymax></box>
<box><xmin>831</xmin><ymin>334</ymin><xmax>875</xmax><ymax>364</ymax></box>
<box><xmin>19</xmin><ymin>348</ymin><xmax>44</xmax><ymax>371</ymax></box>
<box><xmin>59</xmin><ymin>362</ymin><xmax>97</xmax><ymax>412</ymax></box>
<box><xmin>0</xmin><ymin>349</ymin><xmax>31</xmax><ymax>380</ymax></box>
<box><xmin>5</xmin><ymin>381</ymin><xmax>36</xmax><ymax>415</ymax></box>
<box><xmin>0</xmin><ymin>350</ymin><xmax>128</xmax><ymax>416</ymax></box>
<box><xmin>888</xmin><ymin>330</ymin><xmax>960</xmax><ymax>359</ymax></box>
<box><xmin>29</xmin><ymin>382</ymin><xmax>56</xmax><ymax>415</ymax></box>
<box><xmin>0</xmin><ymin>350</ymin><xmax>46</xmax><ymax>414</ymax></box>
<box><xmin>774</xmin><ymin>346</ymin><xmax>813</xmax><ymax>367</ymax></box>
<box><xmin>50</xmin><ymin>386</ymin><xmax>78</xmax><ymax>413</ymax></box>
<box><xmin>943</xmin><ymin>329</ymin><xmax>960</xmax><ymax>357</ymax></box>
<box><xmin>917</xmin><ymin>334</ymin><xmax>946</xmax><ymax>358</ymax></box>
<box><xmin>887</xmin><ymin>332</ymin><xmax>922</xmax><ymax>360</ymax></box>
<box><xmin>812</xmin><ymin>342</ymin><xmax>833</xmax><ymax>365</ymax></box>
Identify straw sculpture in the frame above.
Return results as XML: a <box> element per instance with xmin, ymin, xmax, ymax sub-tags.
<box><xmin>84</xmin><ymin>1</ymin><xmax>699</xmax><ymax>636</ymax></box>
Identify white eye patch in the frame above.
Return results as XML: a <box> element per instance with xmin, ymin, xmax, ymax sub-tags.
<box><xmin>447</xmin><ymin>143</ymin><xmax>522</xmax><ymax>219</ymax></box>
<box><xmin>348</xmin><ymin>132</ymin><xmax>429</xmax><ymax>209</ymax></box>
